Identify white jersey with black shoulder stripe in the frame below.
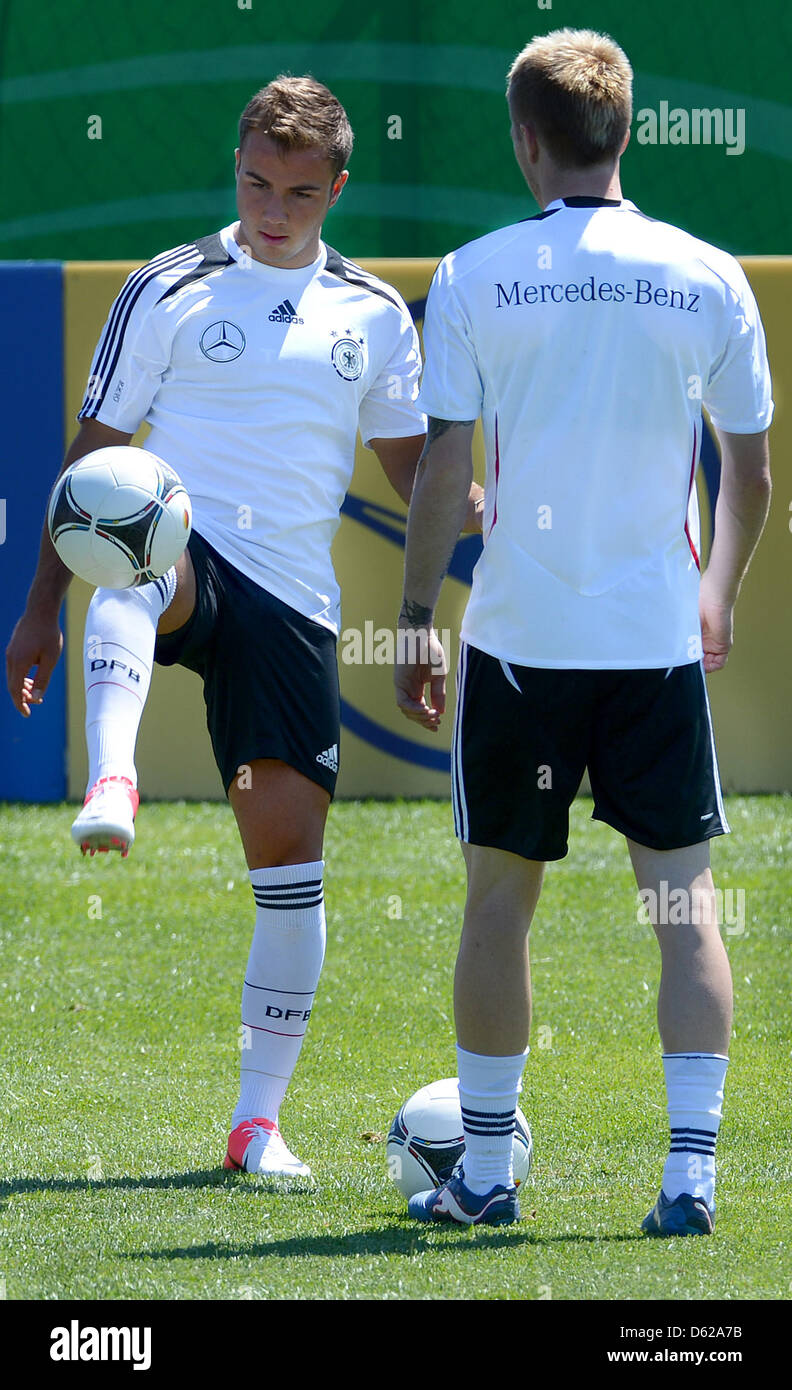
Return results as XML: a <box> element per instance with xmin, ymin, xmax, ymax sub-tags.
<box><xmin>78</xmin><ymin>224</ymin><xmax>425</xmax><ymax>632</ymax></box>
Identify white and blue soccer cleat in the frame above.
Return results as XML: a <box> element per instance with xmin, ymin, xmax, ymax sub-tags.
<box><xmin>641</xmin><ymin>1189</ymin><xmax>715</xmax><ymax>1237</ymax></box>
<box><xmin>408</xmin><ymin>1167</ymin><xmax>520</xmax><ymax>1226</ymax></box>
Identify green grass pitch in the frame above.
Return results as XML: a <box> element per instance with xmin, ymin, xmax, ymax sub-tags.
<box><xmin>0</xmin><ymin>795</ymin><xmax>790</xmax><ymax>1302</ymax></box>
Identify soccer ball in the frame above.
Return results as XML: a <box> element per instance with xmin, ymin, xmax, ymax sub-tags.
<box><xmin>386</xmin><ymin>1077</ymin><xmax>533</xmax><ymax>1199</ymax></box>
<box><xmin>48</xmin><ymin>446</ymin><xmax>191</xmax><ymax>589</ymax></box>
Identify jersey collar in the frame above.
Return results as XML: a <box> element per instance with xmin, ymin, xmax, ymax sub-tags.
<box><xmin>219</xmin><ymin>223</ymin><xmax>328</xmax><ymax>278</ymax></box>
<box><xmin>543</xmin><ymin>196</ymin><xmax>637</xmax><ymax>212</ymax></box>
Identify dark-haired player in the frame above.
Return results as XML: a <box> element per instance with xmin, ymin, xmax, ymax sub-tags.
<box><xmin>7</xmin><ymin>75</ymin><xmax>482</xmax><ymax>1178</ymax></box>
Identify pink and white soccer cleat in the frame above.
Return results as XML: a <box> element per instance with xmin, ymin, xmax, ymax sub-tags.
<box><xmin>224</xmin><ymin>1117</ymin><xmax>312</xmax><ymax>1178</ymax></box>
<box><xmin>71</xmin><ymin>775</ymin><xmax>139</xmax><ymax>857</ymax></box>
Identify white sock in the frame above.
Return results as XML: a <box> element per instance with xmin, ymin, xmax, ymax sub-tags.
<box><xmin>83</xmin><ymin>572</ymin><xmax>177</xmax><ymax>791</ymax></box>
<box><xmin>661</xmin><ymin>1052</ymin><xmax>728</xmax><ymax>1207</ymax></box>
<box><xmin>456</xmin><ymin>1044</ymin><xmax>529</xmax><ymax>1194</ymax></box>
<box><xmin>232</xmin><ymin>861</ymin><xmax>326</xmax><ymax>1130</ymax></box>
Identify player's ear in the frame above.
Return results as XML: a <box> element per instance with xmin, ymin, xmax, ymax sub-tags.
<box><xmin>521</xmin><ymin>122</ymin><xmax>541</xmax><ymax>163</ymax></box>
<box><xmin>328</xmin><ymin>170</ymin><xmax>349</xmax><ymax>208</ymax></box>
<box><xmin>619</xmin><ymin>125</ymin><xmax>631</xmax><ymax>156</ymax></box>
<box><xmin>234</xmin><ymin>147</ymin><xmax>241</xmax><ymax>177</ymax></box>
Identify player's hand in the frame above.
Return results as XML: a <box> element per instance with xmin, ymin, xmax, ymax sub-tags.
<box><xmin>698</xmin><ymin>583</ymin><xmax>734</xmax><ymax>673</ymax></box>
<box><xmin>5</xmin><ymin>609</ymin><xmax>64</xmax><ymax>717</ymax></box>
<box><xmin>394</xmin><ymin>622</ymin><xmax>448</xmax><ymax>732</ymax></box>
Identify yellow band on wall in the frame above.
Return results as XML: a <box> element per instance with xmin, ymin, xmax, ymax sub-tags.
<box><xmin>64</xmin><ymin>258</ymin><xmax>791</xmax><ymax>799</ymax></box>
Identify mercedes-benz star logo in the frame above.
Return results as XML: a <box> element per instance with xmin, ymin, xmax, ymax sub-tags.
<box><xmin>200</xmin><ymin>320</ymin><xmax>246</xmax><ymax>362</ymax></box>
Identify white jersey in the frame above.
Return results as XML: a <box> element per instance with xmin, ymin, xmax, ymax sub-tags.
<box><xmin>78</xmin><ymin>224</ymin><xmax>425</xmax><ymax>632</ymax></box>
<box><xmin>418</xmin><ymin>197</ymin><xmax>773</xmax><ymax>668</ymax></box>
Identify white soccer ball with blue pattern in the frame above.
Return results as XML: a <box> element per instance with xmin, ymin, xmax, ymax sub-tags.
<box><xmin>387</xmin><ymin>1077</ymin><xmax>532</xmax><ymax>1199</ymax></box>
<box><xmin>48</xmin><ymin>446</ymin><xmax>191</xmax><ymax>589</ymax></box>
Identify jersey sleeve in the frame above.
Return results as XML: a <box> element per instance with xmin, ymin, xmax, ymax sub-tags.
<box><xmin>703</xmin><ymin>265</ymin><xmax>774</xmax><ymax>434</ymax></box>
<box><xmin>416</xmin><ymin>255</ymin><xmax>484</xmax><ymax>422</ymax></box>
<box><xmin>77</xmin><ymin>257</ymin><xmax>194</xmax><ymax>432</ymax></box>
<box><xmin>358</xmin><ymin>296</ymin><xmax>426</xmax><ymax>447</ymax></box>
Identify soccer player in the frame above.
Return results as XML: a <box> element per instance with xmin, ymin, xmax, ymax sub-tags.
<box><xmin>6</xmin><ymin>76</ymin><xmax>481</xmax><ymax>1179</ymax></box>
<box><xmin>395</xmin><ymin>29</ymin><xmax>772</xmax><ymax>1232</ymax></box>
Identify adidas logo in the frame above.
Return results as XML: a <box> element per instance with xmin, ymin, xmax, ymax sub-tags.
<box><xmin>316</xmin><ymin>744</ymin><xmax>338</xmax><ymax>772</ymax></box>
<box><xmin>269</xmin><ymin>298</ymin><xmax>304</xmax><ymax>324</ymax></box>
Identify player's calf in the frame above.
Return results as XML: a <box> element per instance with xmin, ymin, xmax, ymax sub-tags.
<box><xmin>76</xmin><ymin>572</ymin><xmax>177</xmax><ymax>856</ymax></box>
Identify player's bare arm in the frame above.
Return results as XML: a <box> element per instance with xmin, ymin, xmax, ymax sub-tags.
<box><xmin>698</xmin><ymin>428</ymin><xmax>771</xmax><ymax>672</ymax></box>
<box><xmin>394</xmin><ymin>417</ymin><xmax>475</xmax><ymax>730</ymax></box>
<box><xmin>6</xmin><ymin>418</ymin><xmax>132</xmax><ymax>717</ymax></box>
<box><xmin>371</xmin><ymin>431</ymin><xmax>484</xmax><ymax>534</ymax></box>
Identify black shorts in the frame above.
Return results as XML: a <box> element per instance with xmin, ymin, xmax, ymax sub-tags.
<box><xmin>452</xmin><ymin>642</ymin><xmax>729</xmax><ymax>861</ymax></box>
<box><xmin>154</xmin><ymin>531</ymin><xmax>340</xmax><ymax>797</ymax></box>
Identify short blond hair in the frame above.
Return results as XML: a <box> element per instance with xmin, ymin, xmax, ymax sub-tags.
<box><xmin>239</xmin><ymin>76</ymin><xmax>353</xmax><ymax>176</ymax></box>
<box><xmin>507</xmin><ymin>29</ymin><xmax>632</xmax><ymax>168</ymax></box>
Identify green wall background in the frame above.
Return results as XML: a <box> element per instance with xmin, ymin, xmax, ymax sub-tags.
<box><xmin>0</xmin><ymin>0</ymin><xmax>789</xmax><ymax>260</ymax></box>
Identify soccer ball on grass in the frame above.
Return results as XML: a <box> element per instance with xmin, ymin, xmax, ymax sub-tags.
<box><xmin>387</xmin><ymin>1077</ymin><xmax>533</xmax><ymax>1198</ymax></box>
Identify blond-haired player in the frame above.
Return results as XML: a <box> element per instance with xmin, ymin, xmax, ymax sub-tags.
<box><xmin>396</xmin><ymin>29</ymin><xmax>772</xmax><ymax>1232</ymax></box>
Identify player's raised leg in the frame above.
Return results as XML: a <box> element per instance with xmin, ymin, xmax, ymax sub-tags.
<box><xmin>409</xmin><ymin>843</ymin><xmax>542</xmax><ymax>1225</ymax></box>
<box><xmin>71</xmin><ymin>547</ymin><xmax>196</xmax><ymax>856</ymax></box>
<box><xmin>629</xmin><ymin>837</ymin><xmax>732</xmax><ymax>1236</ymax></box>
<box><xmin>223</xmin><ymin>758</ymin><xmax>330</xmax><ymax>1179</ymax></box>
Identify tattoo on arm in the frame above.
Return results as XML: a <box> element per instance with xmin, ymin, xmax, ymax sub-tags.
<box><xmin>426</xmin><ymin>417</ymin><xmax>477</xmax><ymax>444</ymax></box>
<box><xmin>399</xmin><ymin>599</ymin><xmax>434</xmax><ymax>626</ymax></box>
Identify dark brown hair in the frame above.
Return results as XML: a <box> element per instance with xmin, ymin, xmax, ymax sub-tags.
<box><xmin>239</xmin><ymin>75</ymin><xmax>353</xmax><ymax>175</ymax></box>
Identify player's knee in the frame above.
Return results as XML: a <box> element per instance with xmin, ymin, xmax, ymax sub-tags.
<box><xmin>229</xmin><ymin>760</ymin><xmax>329</xmax><ymax>867</ymax></box>
<box><xmin>465</xmin><ymin>850</ymin><xmax>545</xmax><ymax>914</ymax></box>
